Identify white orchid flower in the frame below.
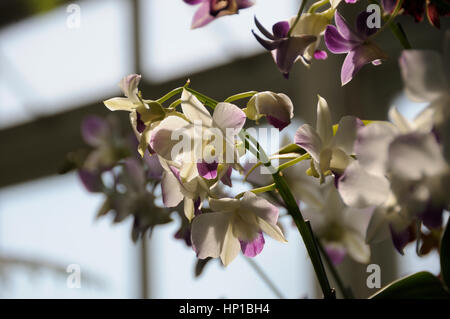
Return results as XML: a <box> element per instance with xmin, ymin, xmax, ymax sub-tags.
<box><xmin>399</xmin><ymin>43</ymin><xmax>450</xmax><ymax>161</ymax></box>
<box><xmin>303</xmin><ymin>181</ymin><xmax>372</xmax><ymax>264</ymax></box>
<box><xmin>191</xmin><ymin>192</ymin><xmax>287</xmax><ymax>266</ymax></box>
<box><xmin>295</xmin><ymin>95</ymin><xmax>362</xmax><ymax>183</ymax></box>
<box><xmin>103</xmin><ymin>74</ymin><xmax>166</xmax><ymax>156</ymax></box>
<box><xmin>150</xmin><ymin>89</ymin><xmax>246</xmax><ymax>220</ymax></box>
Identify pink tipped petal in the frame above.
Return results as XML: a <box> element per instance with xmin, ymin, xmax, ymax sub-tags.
<box><xmin>191</xmin><ymin>2</ymin><xmax>215</xmax><ymax>29</ymax></box>
<box><xmin>324</xmin><ymin>25</ymin><xmax>355</xmax><ymax>54</ymax></box>
<box><xmin>240</xmin><ymin>232</ymin><xmax>265</xmax><ymax>257</ymax></box>
<box><xmin>119</xmin><ymin>74</ymin><xmax>141</xmax><ymax>100</ymax></box>
<box><xmin>295</xmin><ymin>124</ymin><xmax>323</xmax><ymax>162</ymax></box>
<box><xmin>313</xmin><ymin>50</ymin><xmax>328</xmax><ymax>60</ymax></box>
<box><xmin>197</xmin><ymin>160</ymin><xmax>218</xmax><ymax>180</ymax></box>
<box><xmin>81</xmin><ymin>115</ymin><xmax>108</xmax><ymax>146</ymax></box>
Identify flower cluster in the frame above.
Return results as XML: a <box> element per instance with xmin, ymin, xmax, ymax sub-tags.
<box><xmin>68</xmin><ymin>0</ymin><xmax>450</xmax><ymax>298</ymax></box>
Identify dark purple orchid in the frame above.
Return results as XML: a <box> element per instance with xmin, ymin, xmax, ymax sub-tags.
<box><xmin>184</xmin><ymin>0</ymin><xmax>254</xmax><ymax>29</ymax></box>
<box><xmin>324</xmin><ymin>11</ymin><xmax>388</xmax><ymax>86</ymax></box>
<box><xmin>252</xmin><ymin>17</ymin><xmax>317</xmax><ymax>78</ymax></box>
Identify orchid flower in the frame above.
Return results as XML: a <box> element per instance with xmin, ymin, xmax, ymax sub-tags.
<box><xmin>150</xmin><ymin>89</ymin><xmax>246</xmax><ymax>220</ymax></box>
<box><xmin>103</xmin><ymin>74</ymin><xmax>167</xmax><ymax>156</ymax></box>
<box><xmin>244</xmin><ymin>91</ymin><xmax>294</xmax><ymax>130</ymax></box>
<box><xmin>295</xmin><ymin>95</ymin><xmax>362</xmax><ymax>183</ymax></box>
<box><xmin>324</xmin><ymin>11</ymin><xmax>388</xmax><ymax>85</ymax></box>
<box><xmin>252</xmin><ymin>17</ymin><xmax>317</xmax><ymax>78</ymax></box>
<box><xmin>191</xmin><ymin>192</ymin><xmax>286</xmax><ymax>266</ymax></box>
<box><xmin>288</xmin><ymin>7</ymin><xmax>335</xmax><ymax>65</ymax></box>
<box><xmin>183</xmin><ymin>0</ymin><xmax>254</xmax><ymax>29</ymax></box>
<box><xmin>302</xmin><ymin>181</ymin><xmax>372</xmax><ymax>264</ymax></box>
<box><xmin>337</xmin><ymin>114</ymin><xmax>449</xmax><ymax>253</ymax></box>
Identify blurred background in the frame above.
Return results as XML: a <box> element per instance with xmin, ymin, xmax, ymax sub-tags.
<box><xmin>0</xmin><ymin>0</ymin><xmax>447</xmax><ymax>298</ymax></box>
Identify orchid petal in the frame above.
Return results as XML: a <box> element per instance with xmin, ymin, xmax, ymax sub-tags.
<box><xmin>103</xmin><ymin>97</ymin><xmax>136</xmax><ymax>111</ymax></box>
<box><xmin>213</xmin><ymin>102</ymin><xmax>246</xmax><ymax>135</ymax></box>
<box><xmin>220</xmin><ymin>223</ymin><xmax>241</xmax><ymax>266</ymax></box>
<box><xmin>295</xmin><ymin>124</ymin><xmax>323</xmax><ymax>162</ymax></box>
<box><xmin>316</xmin><ymin>95</ymin><xmax>333</xmax><ymax>146</ymax></box>
<box><xmin>341</xmin><ymin>44</ymin><xmax>387</xmax><ymax>86</ymax></box>
<box><xmin>240</xmin><ymin>232</ymin><xmax>265</xmax><ymax>257</ymax></box>
<box><xmin>81</xmin><ymin>116</ymin><xmax>109</xmax><ymax>147</ymax></box>
<box><xmin>191</xmin><ymin>212</ymin><xmax>231</xmax><ymax>259</ymax></box>
<box><xmin>343</xmin><ymin>230</ymin><xmax>370</xmax><ymax>263</ymax></box>
<box><xmin>399</xmin><ymin>50</ymin><xmax>448</xmax><ymax>102</ymax></box>
<box><xmin>324</xmin><ymin>25</ymin><xmax>354</xmax><ymax>54</ymax></box>
<box><xmin>338</xmin><ymin>161</ymin><xmax>390</xmax><ymax>208</ymax></box>
<box><xmin>181</xmin><ymin>89</ymin><xmax>213</xmax><ymax>126</ymax></box>
<box><xmin>355</xmin><ymin>122</ymin><xmax>398</xmax><ymax>176</ymax></box>
<box><xmin>191</xmin><ymin>1</ymin><xmax>215</xmax><ymax>29</ymax></box>
<box><xmin>161</xmin><ymin>170</ymin><xmax>183</xmax><ymax>208</ymax></box>
<box><xmin>333</xmin><ymin>115</ymin><xmax>360</xmax><ymax>154</ymax></box>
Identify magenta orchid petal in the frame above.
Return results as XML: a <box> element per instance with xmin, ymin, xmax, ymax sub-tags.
<box><xmin>236</xmin><ymin>0</ymin><xmax>254</xmax><ymax>9</ymax></box>
<box><xmin>135</xmin><ymin>111</ymin><xmax>146</xmax><ymax>133</ymax></box>
<box><xmin>191</xmin><ymin>1</ymin><xmax>215</xmax><ymax>29</ymax></box>
<box><xmin>240</xmin><ymin>232</ymin><xmax>265</xmax><ymax>257</ymax></box>
<box><xmin>272</xmin><ymin>21</ymin><xmax>290</xmax><ymax>39</ymax></box>
<box><xmin>313</xmin><ymin>50</ymin><xmax>328</xmax><ymax>60</ymax></box>
<box><xmin>197</xmin><ymin>160</ymin><xmax>219</xmax><ymax>180</ymax></box>
<box><xmin>381</xmin><ymin>0</ymin><xmax>397</xmax><ymax>13</ymax></box>
<box><xmin>254</xmin><ymin>16</ymin><xmax>275</xmax><ymax>40</ymax></box>
<box><xmin>325</xmin><ymin>245</ymin><xmax>347</xmax><ymax>265</ymax></box>
<box><xmin>334</xmin><ymin>11</ymin><xmax>362</xmax><ymax>42</ymax></box>
<box><xmin>275</xmin><ymin>35</ymin><xmax>317</xmax><ymax>77</ymax></box>
<box><xmin>252</xmin><ymin>31</ymin><xmax>280</xmax><ymax>51</ymax></box>
<box><xmin>81</xmin><ymin>115</ymin><xmax>109</xmax><ymax>147</ymax></box>
<box><xmin>324</xmin><ymin>25</ymin><xmax>355</xmax><ymax>54</ymax></box>
<box><xmin>220</xmin><ymin>165</ymin><xmax>233</xmax><ymax>187</ymax></box>
<box><xmin>341</xmin><ymin>44</ymin><xmax>384</xmax><ymax>86</ymax></box>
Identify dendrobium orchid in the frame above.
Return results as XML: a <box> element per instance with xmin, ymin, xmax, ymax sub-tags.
<box><xmin>295</xmin><ymin>95</ymin><xmax>361</xmax><ymax>183</ymax></box>
<box><xmin>324</xmin><ymin>11</ymin><xmax>388</xmax><ymax>85</ymax></box>
<box><xmin>191</xmin><ymin>192</ymin><xmax>287</xmax><ymax>266</ymax></box>
<box><xmin>288</xmin><ymin>7</ymin><xmax>336</xmax><ymax>65</ymax></box>
<box><xmin>150</xmin><ymin>89</ymin><xmax>246</xmax><ymax>220</ymax></box>
<box><xmin>302</xmin><ymin>181</ymin><xmax>372</xmax><ymax>264</ymax></box>
<box><xmin>183</xmin><ymin>0</ymin><xmax>254</xmax><ymax>29</ymax></box>
<box><xmin>244</xmin><ymin>91</ymin><xmax>294</xmax><ymax>130</ymax></box>
<box><xmin>252</xmin><ymin>17</ymin><xmax>317</xmax><ymax>78</ymax></box>
<box><xmin>103</xmin><ymin>74</ymin><xmax>167</xmax><ymax>156</ymax></box>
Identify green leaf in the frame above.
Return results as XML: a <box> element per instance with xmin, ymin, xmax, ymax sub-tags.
<box><xmin>370</xmin><ymin>271</ymin><xmax>450</xmax><ymax>299</ymax></box>
<box><xmin>441</xmin><ymin>221</ymin><xmax>450</xmax><ymax>289</ymax></box>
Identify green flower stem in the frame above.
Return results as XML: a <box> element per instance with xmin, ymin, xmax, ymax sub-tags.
<box><xmin>235</xmin><ymin>183</ymin><xmax>276</xmax><ymax>199</ymax></box>
<box><xmin>308</xmin><ymin>0</ymin><xmax>329</xmax><ymax>14</ymax></box>
<box><xmin>271</xmin><ymin>172</ymin><xmax>335</xmax><ymax>299</ymax></box>
<box><xmin>155</xmin><ymin>87</ymin><xmax>183</xmax><ymax>104</ymax></box>
<box><xmin>316</xmin><ymin>238</ymin><xmax>354</xmax><ymax>299</ymax></box>
<box><xmin>224</xmin><ymin>91</ymin><xmax>258</xmax><ymax>103</ymax></box>
<box><xmin>276</xmin><ymin>153</ymin><xmax>311</xmax><ymax>172</ymax></box>
<box><xmin>288</xmin><ymin>0</ymin><xmax>309</xmax><ymax>37</ymax></box>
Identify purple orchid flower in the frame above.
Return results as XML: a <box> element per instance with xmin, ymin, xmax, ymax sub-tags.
<box><xmin>252</xmin><ymin>17</ymin><xmax>317</xmax><ymax>78</ymax></box>
<box><xmin>184</xmin><ymin>0</ymin><xmax>254</xmax><ymax>29</ymax></box>
<box><xmin>324</xmin><ymin>11</ymin><xmax>388</xmax><ymax>85</ymax></box>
